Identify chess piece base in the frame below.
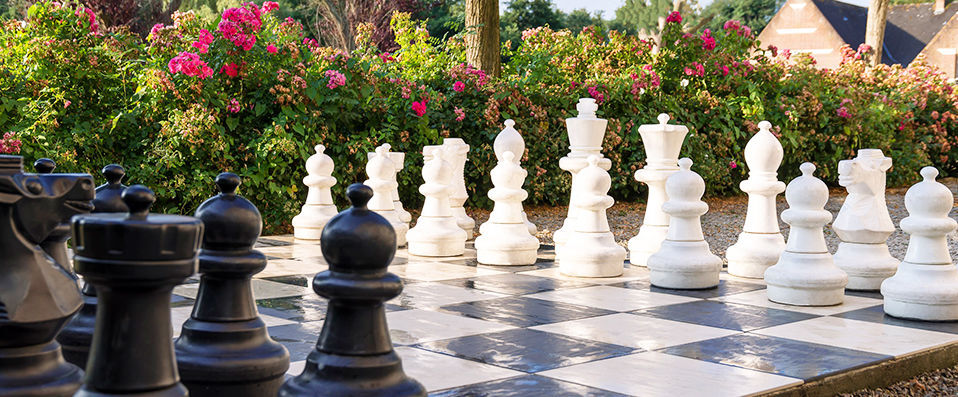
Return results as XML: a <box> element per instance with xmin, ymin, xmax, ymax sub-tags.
<box><xmin>451</xmin><ymin>207</ymin><xmax>475</xmax><ymax>240</ymax></box>
<box><xmin>292</xmin><ymin>205</ymin><xmax>338</xmax><ymax>240</ymax></box>
<box><xmin>882</xmin><ymin>262</ymin><xmax>958</xmax><ymax>321</ymax></box>
<box><xmin>475</xmin><ymin>223</ymin><xmax>539</xmax><ymax>266</ymax></box>
<box><xmin>407</xmin><ymin>217</ymin><xmax>467</xmax><ymax>257</ymax></box>
<box><xmin>627</xmin><ymin>224</ymin><xmax>668</xmax><ymax>267</ymax></box>
<box><xmin>834</xmin><ymin>242</ymin><xmax>898</xmax><ymax>291</ymax></box>
<box><xmin>279</xmin><ymin>350</ymin><xmax>425</xmax><ymax>397</ymax></box>
<box><xmin>648</xmin><ymin>240</ymin><xmax>722</xmax><ymax>289</ymax></box>
<box><xmin>522</xmin><ymin>212</ymin><xmax>537</xmax><ymax>235</ymax></box>
<box><xmin>56</xmin><ymin>290</ymin><xmax>97</xmax><ymax>367</ymax></box>
<box><xmin>76</xmin><ymin>384</ymin><xmax>188</xmax><ymax>397</ymax></box>
<box><xmin>765</xmin><ymin>252</ymin><xmax>847</xmax><ymax>306</ymax></box>
<box><xmin>726</xmin><ymin>232</ymin><xmax>786</xmax><ymax>279</ymax></box>
<box><xmin>0</xmin><ymin>340</ymin><xmax>82</xmax><ymax>397</ymax></box>
<box><xmin>176</xmin><ymin>318</ymin><xmax>290</xmax><ymax>397</ymax></box>
<box><xmin>559</xmin><ymin>232</ymin><xmax>626</xmax><ymax>277</ymax></box>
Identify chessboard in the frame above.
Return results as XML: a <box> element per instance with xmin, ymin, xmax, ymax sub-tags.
<box><xmin>165</xmin><ymin>236</ymin><xmax>958</xmax><ymax>397</ymax></box>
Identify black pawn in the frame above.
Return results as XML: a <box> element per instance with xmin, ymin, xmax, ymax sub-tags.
<box><xmin>0</xmin><ymin>155</ymin><xmax>91</xmax><ymax>396</ymax></box>
<box><xmin>175</xmin><ymin>172</ymin><xmax>290</xmax><ymax>396</ymax></box>
<box><xmin>279</xmin><ymin>183</ymin><xmax>426</xmax><ymax>397</ymax></box>
<box><xmin>58</xmin><ymin>164</ymin><xmax>128</xmax><ymax>368</ymax></box>
<box><xmin>33</xmin><ymin>158</ymin><xmax>74</xmax><ymax>272</ymax></box>
<box><xmin>73</xmin><ymin>186</ymin><xmax>203</xmax><ymax>397</ymax></box>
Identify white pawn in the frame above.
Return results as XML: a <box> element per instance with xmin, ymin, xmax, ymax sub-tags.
<box><xmin>648</xmin><ymin>158</ymin><xmax>721</xmax><ymax>289</ymax></box>
<box><xmin>475</xmin><ymin>149</ymin><xmax>540</xmax><ymax>265</ymax></box>
<box><xmin>441</xmin><ymin>138</ymin><xmax>476</xmax><ymax>239</ymax></box>
<box><xmin>484</xmin><ymin>119</ymin><xmax>537</xmax><ymax>235</ymax></box>
<box><xmin>726</xmin><ymin>121</ymin><xmax>787</xmax><ymax>278</ymax></box>
<box><xmin>881</xmin><ymin>167</ymin><xmax>958</xmax><ymax>321</ymax></box>
<box><xmin>292</xmin><ymin>144</ymin><xmax>338</xmax><ymax>240</ymax></box>
<box><xmin>364</xmin><ymin>143</ymin><xmax>408</xmax><ymax>247</ymax></box>
<box><xmin>388</xmin><ymin>151</ymin><xmax>413</xmax><ymax>224</ymax></box>
<box><xmin>407</xmin><ymin>146</ymin><xmax>467</xmax><ymax>257</ymax></box>
<box><xmin>834</xmin><ymin>149</ymin><xmax>898</xmax><ymax>290</ymax></box>
<box><xmin>559</xmin><ymin>155</ymin><xmax>626</xmax><ymax>277</ymax></box>
<box><xmin>765</xmin><ymin>163</ymin><xmax>848</xmax><ymax>306</ymax></box>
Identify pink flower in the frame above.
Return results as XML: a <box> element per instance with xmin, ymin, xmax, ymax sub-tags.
<box><xmin>932</xmin><ymin>110</ymin><xmax>940</xmax><ymax>119</ymax></box>
<box><xmin>267</xmin><ymin>44</ymin><xmax>278</xmax><ymax>53</ymax></box>
<box><xmin>227</xmin><ymin>98</ymin><xmax>241</xmax><ymax>113</ymax></box>
<box><xmin>379</xmin><ymin>52</ymin><xmax>395</xmax><ymax>62</ymax></box>
<box><xmin>191</xmin><ymin>29</ymin><xmax>214</xmax><ymax>53</ymax></box>
<box><xmin>836</xmin><ymin>106</ymin><xmax>852</xmax><ymax>119</ymax></box>
<box><xmin>303</xmin><ymin>38</ymin><xmax>318</xmax><ymax>48</ymax></box>
<box><xmin>453</xmin><ymin>80</ymin><xmax>465</xmax><ymax>92</ymax></box>
<box><xmin>723</xmin><ymin>20</ymin><xmax>740</xmax><ymax>31</ymax></box>
<box><xmin>168</xmin><ymin>52</ymin><xmax>213</xmax><ymax>79</ymax></box>
<box><xmin>217</xmin><ymin>3</ymin><xmax>262</xmax><ymax>51</ymax></box>
<box><xmin>261</xmin><ymin>1</ymin><xmax>279</xmax><ymax>13</ymax></box>
<box><xmin>684</xmin><ymin>62</ymin><xmax>705</xmax><ymax>77</ymax></box>
<box><xmin>150</xmin><ymin>23</ymin><xmax>164</xmax><ymax>38</ymax></box>
<box><xmin>587</xmin><ymin>86</ymin><xmax>605</xmax><ymax>103</ymax></box>
<box><xmin>63</xmin><ymin>100</ymin><xmax>71</xmax><ymax>109</ymax></box>
<box><xmin>324</xmin><ymin>70</ymin><xmax>346</xmax><ymax>89</ymax></box>
<box><xmin>719</xmin><ymin>65</ymin><xmax>729</xmax><ymax>76</ymax></box>
<box><xmin>221</xmin><ymin>62</ymin><xmax>240</xmax><ymax>77</ymax></box>
<box><xmin>411</xmin><ymin>101</ymin><xmax>427</xmax><ymax>117</ymax></box>
<box><xmin>0</xmin><ymin>132</ymin><xmax>21</xmax><ymax>154</ymax></box>
<box><xmin>454</xmin><ymin>107</ymin><xmax>465</xmax><ymax>122</ymax></box>
<box><xmin>729</xmin><ymin>160</ymin><xmax>738</xmax><ymax>169</ymax></box>
<box><xmin>666</xmin><ymin>11</ymin><xmax>682</xmax><ymax>23</ymax></box>
<box><xmin>701</xmin><ymin>29</ymin><xmax>716</xmax><ymax>51</ymax></box>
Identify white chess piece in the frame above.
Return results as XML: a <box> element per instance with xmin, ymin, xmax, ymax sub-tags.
<box><xmin>726</xmin><ymin>121</ymin><xmax>787</xmax><ymax>278</ymax></box>
<box><xmin>441</xmin><ymin>138</ymin><xmax>476</xmax><ymax>240</ymax></box>
<box><xmin>833</xmin><ymin>149</ymin><xmax>898</xmax><ymax>290</ymax></box>
<box><xmin>764</xmin><ymin>163</ymin><xmax>848</xmax><ymax>306</ymax></box>
<box><xmin>389</xmin><ymin>151</ymin><xmax>412</xmax><ymax>224</ymax></box>
<box><xmin>559</xmin><ymin>155</ymin><xmax>626</xmax><ymax>277</ymax></box>
<box><xmin>554</xmin><ymin>99</ymin><xmax>612</xmax><ymax>262</ymax></box>
<box><xmin>881</xmin><ymin>167</ymin><xmax>958</xmax><ymax>320</ymax></box>
<box><xmin>475</xmin><ymin>148</ymin><xmax>540</xmax><ymax>265</ymax></box>
<box><xmin>406</xmin><ymin>146</ymin><xmax>467</xmax><ymax>257</ymax></box>
<box><xmin>648</xmin><ymin>158</ymin><xmax>721</xmax><ymax>289</ymax></box>
<box><xmin>292</xmin><ymin>144</ymin><xmax>338</xmax><ymax>240</ymax></box>
<box><xmin>364</xmin><ymin>143</ymin><xmax>409</xmax><ymax>247</ymax></box>
<box><xmin>627</xmin><ymin>114</ymin><xmax>689</xmax><ymax>267</ymax></box>
<box><xmin>486</xmin><ymin>119</ymin><xmax>537</xmax><ymax>235</ymax></box>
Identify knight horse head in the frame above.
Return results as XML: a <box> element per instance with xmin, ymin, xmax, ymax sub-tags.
<box><xmin>0</xmin><ymin>155</ymin><xmax>94</xmax><ymax>345</ymax></box>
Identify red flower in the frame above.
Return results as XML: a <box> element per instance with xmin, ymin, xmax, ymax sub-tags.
<box><xmin>453</xmin><ymin>80</ymin><xmax>465</xmax><ymax>92</ymax></box>
<box><xmin>221</xmin><ymin>62</ymin><xmax>240</xmax><ymax>77</ymax></box>
<box><xmin>666</xmin><ymin>11</ymin><xmax>682</xmax><ymax>23</ymax></box>
<box><xmin>411</xmin><ymin>101</ymin><xmax>427</xmax><ymax>117</ymax></box>
<box><xmin>701</xmin><ymin>29</ymin><xmax>716</xmax><ymax>51</ymax></box>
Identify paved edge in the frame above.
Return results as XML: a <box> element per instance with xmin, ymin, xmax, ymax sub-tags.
<box><xmin>762</xmin><ymin>341</ymin><xmax>958</xmax><ymax>397</ymax></box>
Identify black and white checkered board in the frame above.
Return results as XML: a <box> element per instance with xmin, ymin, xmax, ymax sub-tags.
<box><xmin>166</xmin><ymin>236</ymin><xmax>958</xmax><ymax>396</ymax></box>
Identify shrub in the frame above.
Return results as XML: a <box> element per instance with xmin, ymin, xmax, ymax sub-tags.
<box><xmin>1</xmin><ymin>2</ymin><xmax>955</xmax><ymax>233</ymax></box>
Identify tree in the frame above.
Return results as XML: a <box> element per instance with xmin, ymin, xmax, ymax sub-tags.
<box><xmin>699</xmin><ymin>0</ymin><xmax>780</xmax><ymax>33</ymax></box>
<box><xmin>464</xmin><ymin>0</ymin><xmax>500</xmax><ymax>76</ymax></box>
<box><xmin>864</xmin><ymin>0</ymin><xmax>889</xmax><ymax>66</ymax></box>
<box><xmin>500</xmin><ymin>0</ymin><xmax>565</xmax><ymax>49</ymax></box>
<box><xmin>563</xmin><ymin>8</ymin><xmax>605</xmax><ymax>33</ymax></box>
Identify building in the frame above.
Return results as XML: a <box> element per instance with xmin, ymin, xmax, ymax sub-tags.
<box><xmin>758</xmin><ymin>0</ymin><xmax>958</xmax><ymax>78</ymax></box>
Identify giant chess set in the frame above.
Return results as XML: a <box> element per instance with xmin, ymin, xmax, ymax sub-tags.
<box><xmin>1</xmin><ymin>98</ymin><xmax>957</xmax><ymax>396</ymax></box>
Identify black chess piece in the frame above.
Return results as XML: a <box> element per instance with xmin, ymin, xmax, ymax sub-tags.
<box><xmin>58</xmin><ymin>164</ymin><xmax>129</xmax><ymax>367</ymax></box>
<box><xmin>175</xmin><ymin>172</ymin><xmax>290</xmax><ymax>396</ymax></box>
<box><xmin>33</xmin><ymin>158</ymin><xmax>74</xmax><ymax>273</ymax></box>
<box><xmin>279</xmin><ymin>183</ymin><xmax>426</xmax><ymax>397</ymax></box>
<box><xmin>0</xmin><ymin>155</ymin><xmax>93</xmax><ymax>396</ymax></box>
<box><xmin>73</xmin><ymin>186</ymin><xmax>202</xmax><ymax>397</ymax></box>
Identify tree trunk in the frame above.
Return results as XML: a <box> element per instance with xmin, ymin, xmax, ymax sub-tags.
<box><xmin>864</xmin><ymin>0</ymin><xmax>889</xmax><ymax>66</ymax></box>
<box><xmin>464</xmin><ymin>0</ymin><xmax>500</xmax><ymax>77</ymax></box>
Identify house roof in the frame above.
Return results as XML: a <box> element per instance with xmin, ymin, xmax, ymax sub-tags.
<box><xmin>810</xmin><ymin>0</ymin><xmax>958</xmax><ymax>65</ymax></box>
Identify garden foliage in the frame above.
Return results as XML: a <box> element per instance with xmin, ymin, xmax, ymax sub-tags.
<box><xmin>1</xmin><ymin>2</ymin><xmax>955</xmax><ymax>232</ymax></box>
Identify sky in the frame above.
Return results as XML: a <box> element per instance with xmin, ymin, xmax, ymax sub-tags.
<box><xmin>499</xmin><ymin>0</ymin><xmax>873</xmax><ymax>20</ymax></box>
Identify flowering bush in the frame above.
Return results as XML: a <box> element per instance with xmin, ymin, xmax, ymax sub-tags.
<box><xmin>1</xmin><ymin>3</ymin><xmax>955</xmax><ymax>232</ymax></box>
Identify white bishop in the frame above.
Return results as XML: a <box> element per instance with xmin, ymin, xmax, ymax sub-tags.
<box><xmin>364</xmin><ymin>143</ymin><xmax>408</xmax><ymax>246</ymax></box>
<box><xmin>726</xmin><ymin>121</ymin><xmax>786</xmax><ymax>278</ymax></box>
<box><xmin>292</xmin><ymin>144</ymin><xmax>338</xmax><ymax>240</ymax></box>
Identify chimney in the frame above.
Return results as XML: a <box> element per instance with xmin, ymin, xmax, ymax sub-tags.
<box><xmin>935</xmin><ymin>0</ymin><xmax>945</xmax><ymax>15</ymax></box>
